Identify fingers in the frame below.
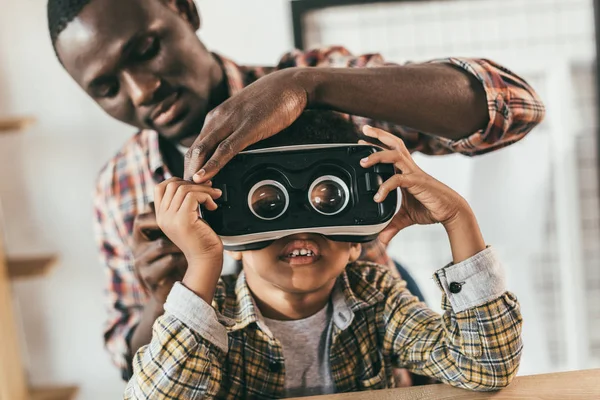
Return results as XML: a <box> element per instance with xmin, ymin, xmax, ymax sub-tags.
<box><xmin>184</xmin><ymin>120</ymin><xmax>233</xmax><ymax>181</ymax></box>
<box><xmin>132</xmin><ymin>210</ymin><xmax>159</xmax><ymax>242</ymax></box>
<box><xmin>153</xmin><ymin>177</ymin><xmax>174</xmax><ymax>211</ymax></box>
<box><xmin>155</xmin><ymin>178</ymin><xmax>221</xmax><ymax>213</ymax></box>
<box><xmin>360</xmin><ymin>148</ymin><xmax>413</xmax><ymax>173</ymax></box>
<box><xmin>136</xmin><ymin>237</ymin><xmax>182</xmax><ymax>264</ymax></box>
<box><xmin>378</xmin><ymin>209</ymin><xmax>414</xmax><ymax>246</ymax></box>
<box><xmin>140</xmin><ymin>253</ymin><xmax>187</xmax><ymax>291</ymax></box>
<box><xmin>362</xmin><ymin>125</ymin><xmax>411</xmax><ymax>156</ymax></box>
<box><xmin>169</xmin><ymin>184</ymin><xmax>221</xmax><ymax>213</ymax></box>
<box><xmin>181</xmin><ymin>190</ymin><xmax>218</xmax><ymax>213</ymax></box>
<box><xmin>374</xmin><ymin>174</ymin><xmax>415</xmax><ymax>203</ymax></box>
<box><xmin>192</xmin><ymin>128</ymin><xmax>253</xmax><ymax>183</ymax></box>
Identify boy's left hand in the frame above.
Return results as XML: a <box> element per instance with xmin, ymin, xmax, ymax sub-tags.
<box><xmin>359</xmin><ymin>125</ymin><xmax>470</xmax><ymax>246</ymax></box>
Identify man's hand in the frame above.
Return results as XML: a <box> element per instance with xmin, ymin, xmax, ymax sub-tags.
<box><xmin>360</xmin><ymin>125</ymin><xmax>486</xmax><ymax>263</ymax></box>
<box><xmin>184</xmin><ymin>69</ymin><xmax>307</xmax><ymax>182</ymax></box>
<box><xmin>132</xmin><ymin>210</ymin><xmax>187</xmax><ymax>305</ymax></box>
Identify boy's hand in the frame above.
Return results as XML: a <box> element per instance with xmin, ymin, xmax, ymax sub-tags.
<box><xmin>154</xmin><ymin>178</ymin><xmax>225</xmax><ymax>302</ymax></box>
<box><xmin>360</xmin><ymin>126</ymin><xmax>479</xmax><ymax>253</ymax></box>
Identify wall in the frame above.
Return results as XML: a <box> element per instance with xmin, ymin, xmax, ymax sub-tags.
<box><xmin>0</xmin><ymin>1</ymin><xmax>291</xmax><ymax>398</ymax></box>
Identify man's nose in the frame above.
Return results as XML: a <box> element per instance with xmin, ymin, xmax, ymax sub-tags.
<box><xmin>122</xmin><ymin>71</ymin><xmax>161</xmax><ymax>107</ymax></box>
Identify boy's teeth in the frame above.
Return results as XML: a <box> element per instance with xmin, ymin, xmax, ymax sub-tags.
<box><xmin>287</xmin><ymin>249</ymin><xmax>315</xmax><ymax>257</ymax></box>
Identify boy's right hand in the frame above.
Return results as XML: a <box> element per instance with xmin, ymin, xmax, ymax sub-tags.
<box><xmin>154</xmin><ymin>178</ymin><xmax>224</xmax><ymax>300</ymax></box>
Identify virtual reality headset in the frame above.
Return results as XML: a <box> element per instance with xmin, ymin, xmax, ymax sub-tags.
<box><xmin>202</xmin><ymin>144</ymin><xmax>401</xmax><ymax>251</ymax></box>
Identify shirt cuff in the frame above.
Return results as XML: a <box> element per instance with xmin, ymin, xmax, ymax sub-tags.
<box><xmin>434</xmin><ymin>247</ymin><xmax>506</xmax><ymax>313</ymax></box>
<box><xmin>164</xmin><ymin>282</ymin><xmax>228</xmax><ymax>353</ymax></box>
<box><xmin>429</xmin><ymin>58</ymin><xmax>508</xmax><ymax>156</ymax></box>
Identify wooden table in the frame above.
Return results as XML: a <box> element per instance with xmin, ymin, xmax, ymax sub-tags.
<box><xmin>293</xmin><ymin>369</ymin><xmax>600</xmax><ymax>399</ymax></box>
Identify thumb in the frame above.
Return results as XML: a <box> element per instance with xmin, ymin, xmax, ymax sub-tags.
<box><xmin>378</xmin><ymin>208</ymin><xmax>413</xmax><ymax>246</ymax></box>
<box><xmin>184</xmin><ymin>147</ymin><xmax>204</xmax><ymax>181</ymax></box>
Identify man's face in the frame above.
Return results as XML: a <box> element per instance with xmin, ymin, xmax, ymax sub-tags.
<box><xmin>55</xmin><ymin>0</ymin><xmax>221</xmax><ymax>144</ymax></box>
<box><xmin>234</xmin><ymin>234</ymin><xmax>362</xmax><ymax>294</ymax></box>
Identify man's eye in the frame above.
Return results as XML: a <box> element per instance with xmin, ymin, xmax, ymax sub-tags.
<box><xmin>135</xmin><ymin>36</ymin><xmax>160</xmax><ymax>61</ymax></box>
<box><xmin>96</xmin><ymin>81</ymin><xmax>119</xmax><ymax>98</ymax></box>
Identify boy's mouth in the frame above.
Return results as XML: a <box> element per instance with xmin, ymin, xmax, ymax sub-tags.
<box><xmin>279</xmin><ymin>239</ymin><xmax>322</xmax><ymax>265</ymax></box>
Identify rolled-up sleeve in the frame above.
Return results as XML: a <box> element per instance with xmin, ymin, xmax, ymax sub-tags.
<box><xmin>365</xmin><ymin>57</ymin><xmax>546</xmax><ymax>156</ymax></box>
<box><xmin>426</xmin><ymin>57</ymin><xmax>546</xmax><ymax>156</ymax></box>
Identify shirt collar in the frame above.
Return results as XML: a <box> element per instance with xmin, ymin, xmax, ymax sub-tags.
<box><xmin>331</xmin><ymin>263</ymin><xmax>386</xmax><ymax>329</ymax></box>
<box><xmin>224</xmin><ymin>262</ymin><xmax>385</xmax><ymax>334</ymax></box>
<box><xmin>147</xmin><ymin>130</ymin><xmax>164</xmax><ymax>176</ymax></box>
<box><xmin>145</xmin><ymin>53</ymin><xmax>245</xmax><ymax>177</ymax></box>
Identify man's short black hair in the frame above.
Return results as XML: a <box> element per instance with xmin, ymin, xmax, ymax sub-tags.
<box><xmin>47</xmin><ymin>0</ymin><xmax>94</xmax><ymax>45</ymax></box>
<box><xmin>248</xmin><ymin>111</ymin><xmax>361</xmax><ymax>151</ymax></box>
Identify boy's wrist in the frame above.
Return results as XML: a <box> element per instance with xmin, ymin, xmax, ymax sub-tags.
<box><xmin>442</xmin><ymin>201</ymin><xmax>476</xmax><ymax>233</ymax></box>
<box><xmin>182</xmin><ymin>254</ymin><xmax>224</xmax><ymax>305</ymax></box>
<box><xmin>443</xmin><ymin>204</ymin><xmax>486</xmax><ymax>264</ymax></box>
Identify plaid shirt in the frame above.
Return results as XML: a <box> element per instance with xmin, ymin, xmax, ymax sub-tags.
<box><xmin>124</xmin><ymin>248</ymin><xmax>523</xmax><ymax>399</ymax></box>
<box><xmin>94</xmin><ymin>47</ymin><xmax>543</xmax><ymax>376</ymax></box>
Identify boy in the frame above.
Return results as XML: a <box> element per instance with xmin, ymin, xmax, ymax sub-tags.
<box><xmin>124</xmin><ymin>114</ymin><xmax>522</xmax><ymax>399</ymax></box>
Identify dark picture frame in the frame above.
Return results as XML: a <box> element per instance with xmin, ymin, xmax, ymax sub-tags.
<box><xmin>595</xmin><ymin>0</ymin><xmax>600</xmax><ymax>193</ymax></box>
<box><xmin>290</xmin><ymin>0</ymin><xmax>432</xmax><ymax>50</ymax></box>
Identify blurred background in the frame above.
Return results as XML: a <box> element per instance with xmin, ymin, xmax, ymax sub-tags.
<box><xmin>0</xmin><ymin>0</ymin><xmax>598</xmax><ymax>399</ymax></box>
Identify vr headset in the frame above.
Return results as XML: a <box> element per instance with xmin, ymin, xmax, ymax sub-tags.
<box><xmin>202</xmin><ymin>144</ymin><xmax>400</xmax><ymax>251</ymax></box>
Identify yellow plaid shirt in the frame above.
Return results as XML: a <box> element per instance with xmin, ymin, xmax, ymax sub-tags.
<box><xmin>125</xmin><ymin>248</ymin><xmax>522</xmax><ymax>399</ymax></box>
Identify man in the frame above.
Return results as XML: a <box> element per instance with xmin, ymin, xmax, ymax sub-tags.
<box><xmin>48</xmin><ymin>0</ymin><xmax>544</xmax><ymax>381</ymax></box>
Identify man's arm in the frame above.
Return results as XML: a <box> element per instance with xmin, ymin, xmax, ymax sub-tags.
<box><xmin>185</xmin><ymin>50</ymin><xmax>545</xmax><ymax>181</ymax></box>
<box><xmin>299</xmin><ymin>62</ymin><xmax>488</xmax><ymax>141</ymax></box>
<box><xmin>295</xmin><ymin>55</ymin><xmax>545</xmax><ymax>155</ymax></box>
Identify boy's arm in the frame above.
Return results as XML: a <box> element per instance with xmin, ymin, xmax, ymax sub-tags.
<box><xmin>124</xmin><ymin>282</ymin><xmax>228</xmax><ymax>399</ymax></box>
<box><xmin>384</xmin><ymin>246</ymin><xmax>522</xmax><ymax>391</ymax></box>
<box><xmin>124</xmin><ymin>178</ymin><xmax>226</xmax><ymax>398</ymax></box>
<box><xmin>359</xmin><ymin>127</ymin><xmax>523</xmax><ymax>390</ymax></box>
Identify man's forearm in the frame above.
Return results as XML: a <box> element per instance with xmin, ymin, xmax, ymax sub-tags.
<box><xmin>129</xmin><ymin>297</ymin><xmax>165</xmax><ymax>360</ymax></box>
<box><xmin>293</xmin><ymin>63</ymin><xmax>488</xmax><ymax>140</ymax></box>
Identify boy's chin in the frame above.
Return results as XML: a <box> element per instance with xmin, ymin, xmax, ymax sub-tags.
<box><xmin>271</xmin><ymin>271</ymin><xmax>339</xmax><ymax>294</ymax></box>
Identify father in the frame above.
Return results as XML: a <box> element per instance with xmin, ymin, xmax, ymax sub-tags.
<box><xmin>48</xmin><ymin>0</ymin><xmax>544</xmax><ymax>381</ymax></box>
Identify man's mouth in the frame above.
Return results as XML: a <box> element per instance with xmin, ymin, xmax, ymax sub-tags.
<box><xmin>279</xmin><ymin>239</ymin><xmax>322</xmax><ymax>265</ymax></box>
<box><xmin>150</xmin><ymin>90</ymin><xmax>185</xmax><ymax>127</ymax></box>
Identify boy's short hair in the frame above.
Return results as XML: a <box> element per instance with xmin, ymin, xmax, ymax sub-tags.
<box><xmin>247</xmin><ymin>111</ymin><xmax>361</xmax><ymax>150</ymax></box>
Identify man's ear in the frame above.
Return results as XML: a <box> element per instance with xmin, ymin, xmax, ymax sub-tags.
<box><xmin>348</xmin><ymin>243</ymin><xmax>362</xmax><ymax>263</ymax></box>
<box><xmin>165</xmin><ymin>0</ymin><xmax>201</xmax><ymax>31</ymax></box>
<box><xmin>226</xmin><ymin>250</ymin><xmax>243</xmax><ymax>261</ymax></box>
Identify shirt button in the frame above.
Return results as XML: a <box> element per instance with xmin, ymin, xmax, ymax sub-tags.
<box><xmin>449</xmin><ymin>282</ymin><xmax>464</xmax><ymax>294</ymax></box>
<box><xmin>269</xmin><ymin>361</ymin><xmax>281</xmax><ymax>373</ymax></box>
